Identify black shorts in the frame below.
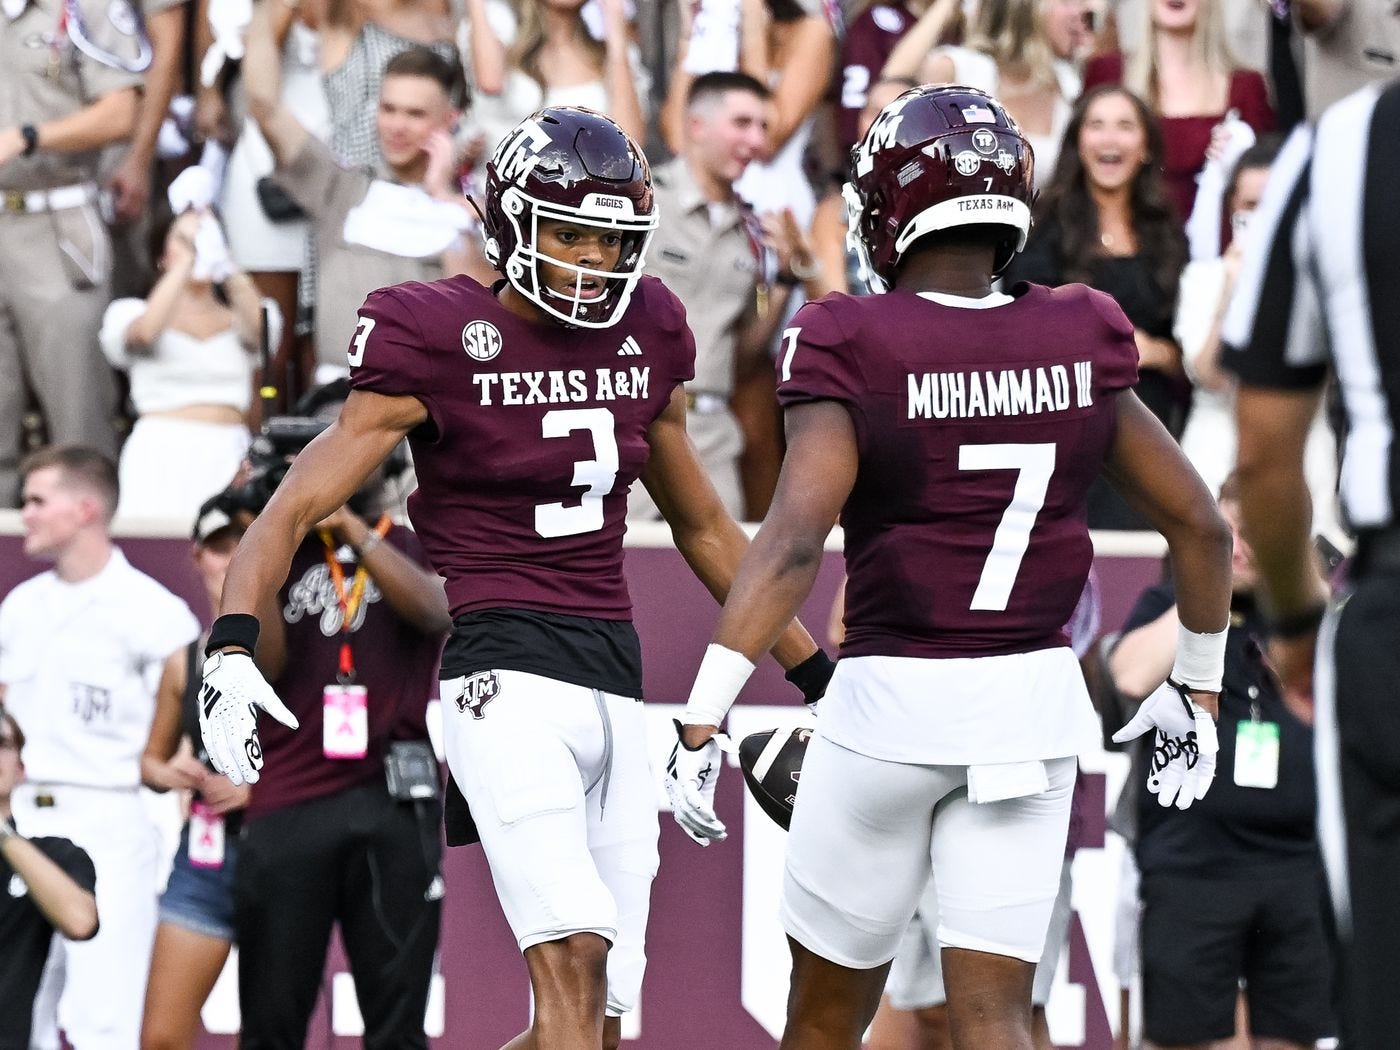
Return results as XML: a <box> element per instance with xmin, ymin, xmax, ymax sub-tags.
<box><xmin>1139</xmin><ymin>868</ymin><xmax>1334</xmax><ymax>1045</ymax></box>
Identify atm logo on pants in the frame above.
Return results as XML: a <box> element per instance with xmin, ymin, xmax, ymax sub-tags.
<box><xmin>456</xmin><ymin>672</ymin><xmax>501</xmax><ymax>720</ymax></box>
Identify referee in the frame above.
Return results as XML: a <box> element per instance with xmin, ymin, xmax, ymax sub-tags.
<box><xmin>1222</xmin><ymin>76</ymin><xmax>1400</xmax><ymax>1050</ymax></box>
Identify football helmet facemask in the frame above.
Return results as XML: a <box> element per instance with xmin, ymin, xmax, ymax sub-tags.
<box><xmin>481</xmin><ymin>106</ymin><xmax>657</xmax><ymax>329</ymax></box>
<box><xmin>846</xmin><ymin>85</ymin><xmax>1035</xmax><ymax>290</ymax></box>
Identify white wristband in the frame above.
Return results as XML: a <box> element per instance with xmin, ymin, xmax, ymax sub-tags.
<box><xmin>682</xmin><ymin>643</ymin><xmax>756</xmax><ymax>727</ymax></box>
<box><xmin>1171</xmin><ymin>622</ymin><xmax>1228</xmax><ymax>692</ymax></box>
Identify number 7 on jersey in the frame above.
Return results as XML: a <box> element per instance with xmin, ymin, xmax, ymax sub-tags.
<box><xmin>959</xmin><ymin>443</ymin><xmax>1056</xmax><ymax>611</ymax></box>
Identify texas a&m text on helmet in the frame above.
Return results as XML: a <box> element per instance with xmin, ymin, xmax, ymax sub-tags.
<box><xmin>846</xmin><ymin>85</ymin><xmax>1035</xmax><ymax>289</ymax></box>
<box><xmin>479</xmin><ymin>106</ymin><xmax>658</xmax><ymax>329</ymax></box>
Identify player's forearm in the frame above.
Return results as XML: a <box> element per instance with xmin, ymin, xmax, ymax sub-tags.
<box><xmin>33</xmin><ymin>88</ymin><xmax>138</xmax><ymax>154</ymax></box>
<box><xmin>0</xmin><ymin>835</ymin><xmax>98</xmax><ymax>940</ymax></box>
<box><xmin>217</xmin><ymin>510</ymin><xmax>308</xmax><ymax>645</ymax></box>
<box><xmin>671</xmin><ymin>510</ymin><xmax>819</xmax><ymax>670</ymax></box>
<box><xmin>711</xmin><ymin>523</ymin><xmax>825</xmax><ymax>666</ymax></box>
<box><xmin>1162</xmin><ymin>515</ymin><xmax>1233</xmax><ymax>637</ymax></box>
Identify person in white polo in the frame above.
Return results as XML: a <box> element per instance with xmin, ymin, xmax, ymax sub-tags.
<box><xmin>0</xmin><ymin>445</ymin><xmax>198</xmax><ymax>1050</ymax></box>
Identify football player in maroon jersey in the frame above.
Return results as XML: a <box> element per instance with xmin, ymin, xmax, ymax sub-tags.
<box><xmin>668</xmin><ymin>86</ymin><xmax>1234</xmax><ymax>1050</ymax></box>
<box><xmin>194</xmin><ymin>106</ymin><xmax>833</xmax><ymax>1050</ymax></box>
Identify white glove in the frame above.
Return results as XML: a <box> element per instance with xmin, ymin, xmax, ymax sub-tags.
<box><xmin>665</xmin><ymin>720</ymin><xmax>729</xmax><ymax>846</ymax></box>
<box><xmin>199</xmin><ymin>650</ymin><xmax>299</xmax><ymax>786</ymax></box>
<box><xmin>1112</xmin><ymin>680</ymin><xmax>1219</xmax><ymax>810</ymax></box>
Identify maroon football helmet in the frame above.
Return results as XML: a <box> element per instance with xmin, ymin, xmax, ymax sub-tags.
<box><xmin>480</xmin><ymin>107</ymin><xmax>658</xmax><ymax>328</ymax></box>
<box><xmin>846</xmin><ymin>85</ymin><xmax>1035</xmax><ymax>289</ymax></box>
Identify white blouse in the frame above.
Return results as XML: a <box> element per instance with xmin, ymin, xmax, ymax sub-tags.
<box><xmin>100</xmin><ymin>298</ymin><xmax>254</xmax><ymax>415</ymax></box>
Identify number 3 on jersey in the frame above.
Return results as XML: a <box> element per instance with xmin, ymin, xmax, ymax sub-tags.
<box><xmin>535</xmin><ymin>408</ymin><xmax>620</xmax><ymax>538</ymax></box>
<box><xmin>348</xmin><ymin>316</ymin><xmax>375</xmax><ymax>367</ymax></box>
<box><xmin>959</xmin><ymin>443</ymin><xmax>1056</xmax><ymax>611</ymax></box>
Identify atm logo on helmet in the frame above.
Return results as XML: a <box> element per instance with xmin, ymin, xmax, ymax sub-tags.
<box><xmin>493</xmin><ymin>119</ymin><xmax>551</xmax><ymax>184</ymax></box>
<box><xmin>854</xmin><ymin>95</ymin><xmax>913</xmax><ymax>177</ymax></box>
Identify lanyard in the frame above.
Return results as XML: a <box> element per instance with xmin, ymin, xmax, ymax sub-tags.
<box><xmin>57</xmin><ymin>0</ymin><xmax>153</xmax><ymax>74</ymax></box>
<box><xmin>318</xmin><ymin>514</ymin><xmax>391</xmax><ymax>684</ymax></box>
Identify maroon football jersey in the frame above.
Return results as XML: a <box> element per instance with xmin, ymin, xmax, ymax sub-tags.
<box><xmin>778</xmin><ymin>283</ymin><xmax>1139</xmax><ymax>659</ymax></box>
<box><xmin>348</xmin><ymin>275</ymin><xmax>695</xmax><ymax>619</ymax></box>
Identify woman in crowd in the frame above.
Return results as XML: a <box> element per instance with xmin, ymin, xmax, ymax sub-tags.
<box><xmin>101</xmin><ymin>209</ymin><xmax>264</xmax><ymax>522</ymax></box>
<box><xmin>1083</xmin><ymin>0</ymin><xmax>1274</xmax><ymax>220</ymax></box>
<box><xmin>462</xmin><ymin>0</ymin><xmax>646</xmax><ymax>154</ymax></box>
<box><xmin>1005</xmin><ymin>84</ymin><xmax>1188</xmax><ymax>529</ymax></box>
<box><xmin>882</xmin><ymin>0</ymin><xmax>1079</xmax><ymax>188</ymax></box>
<box><xmin>137</xmin><ymin>509</ymin><xmax>277</xmax><ymax>1050</ymax></box>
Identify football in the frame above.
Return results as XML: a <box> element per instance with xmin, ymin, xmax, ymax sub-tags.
<box><xmin>737</xmin><ymin>725</ymin><xmax>813</xmax><ymax>831</ymax></box>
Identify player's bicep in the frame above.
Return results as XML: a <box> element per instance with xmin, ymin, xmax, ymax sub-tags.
<box><xmin>770</xmin><ymin>400</ymin><xmax>858</xmax><ymax>543</ymax></box>
<box><xmin>264</xmin><ymin>389</ymin><xmax>425</xmax><ymax>537</ymax></box>
<box><xmin>1100</xmin><ymin>392</ymin><xmax>1216</xmax><ymax>535</ymax></box>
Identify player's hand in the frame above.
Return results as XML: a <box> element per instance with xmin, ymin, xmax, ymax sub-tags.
<box><xmin>1112</xmin><ymin>680</ymin><xmax>1219</xmax><ymax>810</ymax></box>
<box><xmin>199</xmin><ymin>650</ymin><xmax>299</xmax><ymax>786</ymax></box>
<box><xmin>666</xmin><ymin>720</ymin><xmax>728</xmax><ymax>846</ymax></box>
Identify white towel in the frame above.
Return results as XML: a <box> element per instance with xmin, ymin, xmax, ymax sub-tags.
<box><xmin>342</xmin><ymin>180</ymin><xmax>472</xmax><ymax>259</ymax></box>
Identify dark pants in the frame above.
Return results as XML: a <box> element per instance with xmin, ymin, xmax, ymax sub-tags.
<box><xmin>233</xmin><ymin>779</ymin><xmax>442</xmax><ymax>1050</ymax></box>
<box><xmin>1138</xmin><ymin>868</ymin><xmax>1333</xmax><ymax>1046</ymax></box>
<box><xmin>1331</xmin><ymin>572</ymin><xmax>1400</xmax><ymax>1050</ymax></box>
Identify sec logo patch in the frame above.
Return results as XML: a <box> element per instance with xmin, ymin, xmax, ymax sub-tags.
<box><xmin>462</xmin><ymin>320</ymin><xmax>502</xmax><ymax>362</ymax></box>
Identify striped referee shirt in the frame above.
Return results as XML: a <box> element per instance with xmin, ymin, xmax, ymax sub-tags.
<box><xmin>1222</xmin><ymin>77</ymin><xmax>1400</xmax><ymax>529</ymax></box>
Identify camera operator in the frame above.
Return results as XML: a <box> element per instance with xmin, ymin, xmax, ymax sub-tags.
<box><xmin>226</xmin><ymin>381</ymin><xmax>453</xmax><ymax>1049</ymax></box>
<box><xmin>0</xmin><ymin>703</ymin><xmax>99</xmax><ymax>1050</ymax></box>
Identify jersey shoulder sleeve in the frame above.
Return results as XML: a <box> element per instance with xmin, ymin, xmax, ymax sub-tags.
<box><xmin>776</xmin><ymin>296</ymin><xmax>862</xmax><ymax>408</ymax></box>
<box><xmin>346</xmin><ymin>283</ymin><xmax>443</xmax><ymax>426</ymax></box>
<box><xmin>634</xmin><ymin>275</ymin><xmax>696</xmax><ymax>385</ymax></box>
<box><xmin>1080</xmin><ymin>285</ymin><xmax>1140</xmax><ymax>392</ymax></box>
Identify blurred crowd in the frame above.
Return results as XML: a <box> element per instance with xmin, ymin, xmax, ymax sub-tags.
<box><xmin>3</xmin><ymin>0</ymin><xmax>1395</xmax><ymax>531</ymax></box>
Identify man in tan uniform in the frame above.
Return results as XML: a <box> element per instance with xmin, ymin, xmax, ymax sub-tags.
<box><xmin>104</xmin><ymin>0</ymin><xmax>190</xmax><ymax>299</ymax></box>
<box><xmin>630</xmin><ymin>71</ymin><xmax>823</xmax><ymax>521</ymax></box>
<box><xmin>244</xmin><ymin>2</ymin><xmax>485</xmax><ymax>376</ymax></box>
<box><xmin>0</xmin><ymin>0</ymin><xmax>144</xmax><ymax>504</ymax></box>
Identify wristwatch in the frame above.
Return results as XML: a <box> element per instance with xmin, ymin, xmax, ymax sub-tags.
<box><xmin>20</xmin><ymin>125</ymin><xmax>39</xmax><ymax>157</ymax></box>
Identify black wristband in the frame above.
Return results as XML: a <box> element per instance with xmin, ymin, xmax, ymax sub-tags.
<box><xmin>1268</xmin><ymin>603</ymin><xmax>1326</xmax><ymax>639</ymax></box>
<box><xmin>20</xmin><ymin>125</ymin><xmax>38</xmax><ymax>157</ymax></box>
<box><xmin>205</xmin><ymin>613</ymin><xmax>260</xmax><ymax>657</ymax></box>
<box><xmin>785</xmin><ymin>648</ymin><xmax>836</xmax><ymax>706</ymax></box>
